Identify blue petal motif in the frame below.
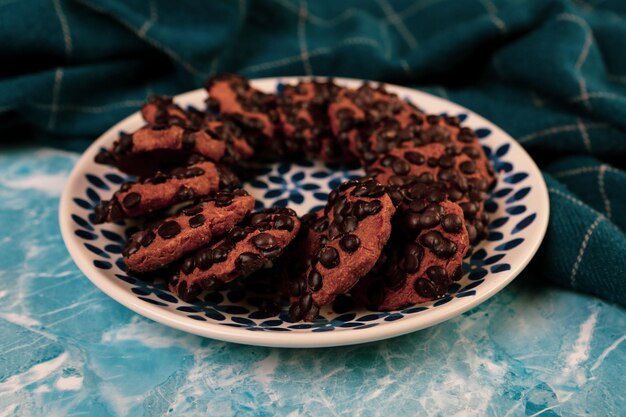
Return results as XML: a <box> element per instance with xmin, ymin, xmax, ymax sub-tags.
<box><xmin>264</xmin><ymin>189</ymin><xmax>284</xmax><ymax>199</ymax></box>
<box><xmin>301</xmin><ymin>183</ymin><xmax>320</xmax><ymax>190</ymax></box>
<box><xmin>289</xmin><ymin>190</ymin><xmax>304</xmax><ymax>204</ymax></box>
<box><xmin>504</xmin><ymin>172</ymin><xmax>529</xmax><ymax>184</ymax></box>
<box><xmin>273</xmin><ymin>198</ymin><xmax>289</xmax><ymax>207</ymax></box>
<box><xmin>86</xmin><ymin>174</ymin><xmax>109</xmax><ymax>190</ymax></box>
<box><xmin>72</xmin><ymin>214</ymin><xmax>93</xmax><ymax>231</ymax></box>
<box><xmin>86</xmin><ymin>188</ymin><xmax>100</xmax><ymax>204</ymax></box>
<box><xmin>73</xmin><ymin>198</ymin><xmax>92</xmax><ymax>210</ymax></box>
<box><xmin>268</xmin><ymin>175</ymin><xmax>286</xmax><ymax>185</ymax></box>
<box><xmin>506</xmin><ymin>205</ymin><xmax>526</xmax><ymax>215</ymax></box>
<box><xmin>506</xmin><ymin>187</ymin><xmax>531</xmax><ymax>203</ymax></box>
<box><xmin>291</xmin><ymin>171</ymin><xmax>305</xmax><ymax>182</ymax></box>
<box><xmin>311</xmin><ymin>171</ymin><xmax>331</xmax><ymax>178</ymax></box>
<box><xmin>475</xmin><ymin>128</ymin><xmax>491</xmax><ymax>138</ymax></box>
<box><xmin>512</xmin><ymin>213</ymin><xmax>537</xmax><ymax>234</ymax></box>
<box><xmin>248</xmin><ymin>180</ymin><xmax>269</xmax><ymax>189</ymax></box>
<box><xmin>104</xmin><ymin>173</ymin><xmax>126</xmax><ymax>184</ymax></box>
<box><xmin>495</xmin><ymin>144</ymin><xmax>510</xmax><ymax>157</ymax></box>
<box><xmin>489</xmin><ymin>217</ymin><xmax>509</xmax><ymax>229</ymax></box>
<box><xmin>491</xmin><ymin>263</ymin><xmax>511</xmax><ymax>273</ymax></box>
<box><xmin>495</xmin><ymin>238</ymin><xmax>524</xmax><ymax>251</ymax></box>
<box><xmin>93</xmin><ymin>260</ymin><xmax>112</xmax><ymax>270</ymax></box>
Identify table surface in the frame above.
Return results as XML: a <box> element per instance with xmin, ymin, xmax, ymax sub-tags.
<box><xmin>1</xmin><ymin>148</ymin><xmax>625</xmax><ymax>417</ymax></box>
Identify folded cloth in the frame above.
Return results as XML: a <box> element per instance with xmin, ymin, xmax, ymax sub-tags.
<box><xmin>2</xmin><ymin>0</ymin><xmax>625</xmax><ymax>304</ymax></box>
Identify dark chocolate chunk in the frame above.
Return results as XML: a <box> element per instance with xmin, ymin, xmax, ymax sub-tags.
<box><xmin>236</xmin><ymin>252</ymin><xmax>266</xmax><ymax>275</ymax></box>
<box><xmin>318</xmin><ymin>246</ymin><xmax>340</xmax><ymax>269</ymax></box>
<box><xmin>122</xmin><ymin>192</ymin><xmax>141</xmax><ymax>209</ymax></box>
<box><xmin>442</xmin><ymin>214</ymin><xmax>463</xmax><ymax>233</ymax></box>
<box><xmin>339</xmin><ymin>234</ymin><xmax>360</xmax><ymax>252</ymax></box>
<box><xmin>189</xmin><ymin>214</ymin><xmax>205</xmax><ymax>228</ymax></box>
<box><xmin>308</xmin><ymin>270</ymin><xmax>323</xmax><ymax>291</ymax></box>
<box><xmin>158</xmin><ymin>221</ymin><xmax>181</xmax><ymax>239</ymax></box>
<box><xmin>251</xmin><ymin>233</ymin><xmax>278</xmax><ymax>251</ymax></box>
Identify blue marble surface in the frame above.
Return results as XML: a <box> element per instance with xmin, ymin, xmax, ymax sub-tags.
<box><xmin>0</xmin><ymin>148</ymin><xmax>625</xmax><ymax>417</ymax></box>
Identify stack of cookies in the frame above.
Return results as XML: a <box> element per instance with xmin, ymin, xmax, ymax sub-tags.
<box><xmin>94</xmin><ymin>74</ymin><xmax>496</xmax><ymax>322</ymax></box>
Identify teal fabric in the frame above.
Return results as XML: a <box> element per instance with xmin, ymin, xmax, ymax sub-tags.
<box><xmin>2</xmin><ymin>0</ymin><xmax>625</xmax><ymax>305</ymax></box>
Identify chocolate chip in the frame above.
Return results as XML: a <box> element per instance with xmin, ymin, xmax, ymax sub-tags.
<box><xmin>427</xmin><ymin>188</ymin><xmax>445</xmax><ymax>203</ymax></box>
<box><xmin>392</xmin><ymin>158</ymin><xmax>410</xmax><ymax>175</ymax></box>
<box><xmin>405</xmin><ymin>151</ymin><xmax>425</xmax><ymax>165</ymax></box>
<box><xmin>460</xmin><ymin>160</ymin><xmax>476</xmax><ymax>174</ymax></box>
<box><xmin>318</xmin><ymin>246</ymin><xmax>340</xmax><ymax>269</ymax></box>
<box><xmin>184</xmin><ymin>167</ymin><xmax>205</xmax><ymax>178</ymax></box>
<box><xmin>419</xmin><ymin>211</ymin><xmax>441</xmax><ymax>228</ymax></box>
<box><xmin>122</xmin><ymin>192</ymin><xmax>141</xmax><ymax>209</ymax></box>
<box><xmin>420</xmin><ymin>230</ymin><xmax>443</xmax><ymax>248</ymax></box>
<box><xmin>212</xmin><ymin>246</ymin><xmax>229</xmax><ymax>263</ymax></box>
<box><xmin>138</xmin><ymin>230</ymin><xmax>155</xmax><ymax>247</ymax></box>
<box><xmin>351</xmin><ymin>180</ymin><xmax>385</xmax><ymax>198</ymax></box>
<box><xmin>299</xmin><ymin>294</ymin><xmax>313</xmax><ymax>313</ymax></box>
<box><xmin>181</xmin><ymin>132</ymin><xmax>196</xmax><ymax>149</ymax></box>
<box><xmin>414</xmin><ymin>278</ymin><xmax>436</xmax><ymax>298</ymax></box>
<box><xmin>311</xmin><ymin>218</ymin><xmax>328</xmax><ymax>232</ymax></box>
<box><xmin>116</xmin><ymin>134</ymin><xmax>133</xmax><ymax>154</ymax></box>
<box><xmin>438</xmin><ymin>155</ymin><xmax>455</xmax><ymax>169</ymax></box>
<box><xmin>426</xmin><ymin>266</ymin><xmax>449</xmax><ymax>287</ymax></box>
<box><xmin>466</xmin><ymin>223</ymin><xmax>478</xmax><ymax>242</ymax></box>
<box><xmin>194</xmin><ymin>249</ymin><xmax>213</xmax><ymax>270</ymax></box>
<box><xmin>176</xmin><ymin>186</ymin><xmax>195</xmax><ymax>202</ymax></box>
<box><xmin>401</xmin><ymin>252</ymin><xmax>422</xmax><ymax>274</ymax></box>
<box><xmin>308</xmin><ymin>270</ymin><xmax>323</xmax><ymax>291</ymax></box>
<box><xmin>250</xmin><ymin>213</ymin><xmax>271</xmax><ymax>227</ymax></box>
<box><xmin>181</xmin><ymin>257</ymin><xmax>195</xmax><ymax>274</ymax></box>
<box><xmin>230</xmin><ymin>226</ymin><xmax>248</xmax><ymax>242</ymax></box>
<box><xmin>432</xmin><ymin>239</ymin><xmax>457</xmax><ymax>259</ymax></box>
<box><xmin>189</xmin><ymin>214</ymin><xmax>205</xmax><ymax>228</ymax></box>
<box><xmin>380</xmin><ymin>155</ymin><xmax>395</xmax><ymax>167</ymax></box>
<box><xmin>288</xmin><ymin>303</ymin><xmax>303</xmax><ymax>322</ymax></box>
<box><xmin>452</xmin><ymin>265</ymin><xmax>464</xmax><ymax>281</ymax></box>
<box><xmin>158</xmin><ymin>221</ymin><xmax>181</xmax><ymax>239</ymax></box>
<box><xmin>442</xmin><ymin>214</ymin><xmax>463</xmax><ymax>233</ymax></box>
<box><xmin>427</xmin><ymin>157</ymin><xmax>438</xmax><ymax>167</ymax></box>
<box><xmin>460</xmin><ymin>202</ymin><xmax>479</xmax><ymax>217</ymax></box>
<box><xmin>183</xmin><ymin>205</ymin><xmax>203</xmax><ymax>216</ymax></box>
<box><xmin>363</xmin><ymin>200</ymin><xmax>382</xmax><ymax>216</ymax></box>
<box><xmin>340</xmin><ymin>216</ymin><xmax>358</xmax><ymax>234</ymax></box>
<box><xmin>274</xmin><ymin>215</ymin><xmax>294</xmax><ymax>231</ymax></box>
<box><xmin>340</xmin><ymin>234</ymin><xmax>360</xmax><ymax>252</ymax></box>
<box><xmin>199</xmin><ymin>276</ymin><xmax>218</xmax><ymax>290</ymax></box>
<box><xmin>215</xmin><ymin>193</ymin><xmax>234</xmax><ymax>207</ymax></box>
<box><xmin>405</xmin><ymin>212</ymin><xmax>421</xmax><ymax>233</ymax></box>
<box><xmin>251</xmin><ymin>233</ymin><xmax>278</xmax><ymax>251</ymax></box>
<box><xmin>462</xmin><ymin>146</ymin><xmax>480</xmax><ymax>159</ymax></box>
<box><xmin>236</xmin><ymin>252</ymin><xmax>265</xmax><ymax>275</ymax></box>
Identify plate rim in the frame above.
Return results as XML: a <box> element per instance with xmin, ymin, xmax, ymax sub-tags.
<box><xmin>59</xmin><ymin>76</ymin><xmax>550</xmax><ymax>348</ymax></box>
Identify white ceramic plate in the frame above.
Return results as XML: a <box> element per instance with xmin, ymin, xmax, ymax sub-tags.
<box><xmin>59</xmin><ymin>77</ymin><xmax>549</xmax><ymax>348</ymax></box>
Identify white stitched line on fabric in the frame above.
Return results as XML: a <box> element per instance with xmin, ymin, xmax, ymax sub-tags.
<box><xmin>549</xmin><ymin>187</ymin><xmax>607</xmax><ymax>219</ymax></box>
<box><xmin>298</xmin><ymin>1</ymin><xmax>313</xmax><ymax>76</ymax></box>
<box><xmin>379</xmin><ymin>21</ymin><xmax>392</xmax><ymax>61</ymax></box>
<box><xmin>590</xmin><ymin>334</ymin><xmax>626</xmax><ymax>372</ymax></box>
<box><xmin>557</xmin><ymin>13</ymin><xmax>594</xmax><ymax>110</ymax></box>
<box><xmin>138</xmin><ymin>1</ymin><xmax>158</xmax><ymax>37</ymax></box>
<box><xmin>47</xmin><ymin>68</ymin><xmax>64</xmax><ymax>130</ymax></box>
<box><xmin>553</xmin><ymin>165</ymin><xmax>619</xmax><ymax>178</ymax></box>
<box><xmin>571</xmin><ymin>91</ymin><xmax>626</xmax><ymax>103</ymax></box>
<box><xmin>598</xmin><ymin>164</ymin><xmax>612</xmax><ymax>219</ymax></box>
<box><xmin>377</xmin><ymin>0</ymin><xmax>418</xmax><ymax>49</ymax></box>
<box><xmin>556</xmin><ymin>13</ymin><xmax>593</xmax><ymax>69</ymax></box>
<box><xmin>270</xmin><ymin>0</ymin><xmax>357</xmax><ymax>27</ymax></box>
<box><xmin>398</xmin><ymin>0</ymin><xmax>445</xmax><ymax>19</ymax></box>
<box><xmin>53</xmin><ymin>0</ymin><xmax>73</xmax><ymax>55</ymax></box>
<box><xmin>569</xmin><ymin>216</ymin><xmax>602</xmax><ymax>288</ymax></box>
<box><xmin>74</xmin><ymin>0</ymin><xmax>209</xmax><ymax>78</ymax></box>
<box><xmin>33</xmin><ymin>99</ymin><xmax>146</xmax><ymax>113</ymax></box>
<box><xmin>517</xmin><ymin>122</ymin><xmax>608</xmax><ymax>144</ymax></box>
<box><xmin>242</xmin><ymin>37</ymin><xmax>382</xmax><ymax>73</ymax></box>
<box><xmin>479</xmin><ymin>0</ymin><xmax>507</xmax><ymax>33</ymax></box>
<box><xmin>577</xmin><ymin>117</ymin><xmax>592</xmax><ymax>153</ymax></box>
